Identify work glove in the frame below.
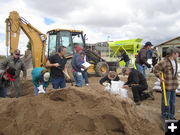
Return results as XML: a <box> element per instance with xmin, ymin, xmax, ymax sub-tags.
<box><xmin>102</xmin><ymin>82</ymin><xmax>110</xmax><ymax>86</ymax></box>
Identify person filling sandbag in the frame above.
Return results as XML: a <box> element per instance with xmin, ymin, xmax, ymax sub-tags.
<box><xmin>99</xmin><ymin>71</ymin><xmax>120</xmax><ymax>86</ymax></box>
<box><xmin>0</xmin><ymin>67</ymin><xmax>16</xmax><ymax>97</ymax></box>
<box><xmin>122</xmin><ymin>67</ymin><xmax>154</xmax><ymax>105</ymax></box>
<box><xmin>31</xmin><ymin>67</ymin><xmax>50</xmax><ymax>96</ymax></box>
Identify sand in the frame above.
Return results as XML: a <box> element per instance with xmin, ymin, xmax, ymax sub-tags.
<box><xmin>0</xmin><ymin>76</ymin><xmax>170</xmax><ymax>135</ymax></box>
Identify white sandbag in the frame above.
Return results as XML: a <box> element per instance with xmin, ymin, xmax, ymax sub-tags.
<box><xmin>119</xmin><ymin>88</ymin><xmax>128</xmax><ymax>98</ymax></box>
<box><xmin>154</xmin><ymin>81</ymin><xmax>160</xmax><ymax>86</ymax></box>
<box><xmin>38</xmin><ymin>85</ymin><xmax>45</xmax><ymax>94</ymax></box>
<box><xmin>176</xmin><ymin>89</ymin><xmax>180</xmax><ymax>94</ymax></box>
<box><xmin>152</xmin><ymin>85</ymin><xmax>162</xmax><ymax>91</ymax></box>
<box><xmin>147</xmin><ymin>59</ymin><xmax>152</xmax><ymax>65</ymax></box>
<box><xmin>111</xmin><ymin>81</ymin><xmax>124</xmax><ymax>94</ymax></box>
<box><xmin>178</xmin><ymin>63</ymin><xmax>180</xmax><ymax>73</ymax></box>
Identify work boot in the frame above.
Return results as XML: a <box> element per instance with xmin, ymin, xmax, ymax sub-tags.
<box><xmin>170</xmin><ymin>117</ymin><xmax>176</xmax><ymax>120</ymax></box>
<box><xmin>148</xmin><ymin>91</ymin><xmax>155</xmax><ymax>100</ymax></box>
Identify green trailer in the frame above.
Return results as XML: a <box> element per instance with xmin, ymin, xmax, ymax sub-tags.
<box><xmin>108</xmin><ymin>38</ymin><xmax>143</xmax><ymax>68</ymax></box>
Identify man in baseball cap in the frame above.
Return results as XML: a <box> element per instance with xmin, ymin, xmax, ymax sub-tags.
<box><xmin>135</xmin><ymin>41</ymin><xmax>153</xmax><ymax>77</ymax></box>
<box><xmin>1</xmin><ymin>49</ymin><xmax>27</xmax><ymax>98</ymax></box>
<box><xmin>122</xmin><ymin>67</ymin><xmax>154</xmax><ymax>105</ymax></box>
<box><xmin>72</xmin><ymin>45</ymin><xmax>85</xmax><ymax>87</ymax></box>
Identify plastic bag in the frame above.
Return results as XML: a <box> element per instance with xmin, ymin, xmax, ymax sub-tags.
<box><xmin>104</xmin><ymin>83</ymin><xmax>111</xmax><ymax>92</ymax></box>
<box><xmin>38</xmin><ymin>85</ymin><xmax>45</xmax><ymax>94</ymax></box>
<box><xmin>152</xmin><ymin>86</ymin><xmax>162</xmax><ymax>91</ymax></box>
<box><xmin>119</xmin><ymin>88</ymin><xmax>128</xmax><ymax>98</ymax></box>
<box><xmin>154</xmin><ymin>81</ymin><xmax>160</xmax><ymax>85</ymax></box>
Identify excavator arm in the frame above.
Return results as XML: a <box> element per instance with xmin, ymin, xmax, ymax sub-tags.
<box><xmin>5</xmin><ymin>11</ymin><xmax>47</xmax><ymax>67</ymax></box>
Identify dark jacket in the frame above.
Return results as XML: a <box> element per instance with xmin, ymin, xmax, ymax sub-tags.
<box><xmin>153</xmin><ymin>57</ymin><xmax>178</xmax><ymax>91</ymax></box>
<box><xmin>124</xmin><ymin>68</ymin><xmax>148</xmax><ymax>88</ymax></box>
<box><xmin>0</xmin><ymin>56</ymin><xmax>27</xmax><ymax>78</ymax></box>
<box><xmin>120</xmin><ymin>52</ymin><xmax>130</xmax><ymax>62</ymax></box>
<box><xmin>135</xmin><ymin>47</ymin><xmax>149</xmax><ymax>66</ymax></box>
<box><xmin>0</xmin><ymin>70</ymin><xmax>12</xmax><ymax>97</ymax></box>
<box><xmin>72</xmin><ymin>53</ymin><xmax>84</xmax><ymax>72</ymax></box>
<box><xmin>99</xmin><ymin>75</ymin><xmax>120</xmax><ymax>85</ymax></box>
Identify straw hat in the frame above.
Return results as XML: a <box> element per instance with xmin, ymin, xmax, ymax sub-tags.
<box><xmin>108</xmin><ymin>71</ymin><xmax>117</xmax><ymax>80</ymax></box>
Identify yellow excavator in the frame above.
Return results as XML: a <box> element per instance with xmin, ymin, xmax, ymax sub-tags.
<box><xmin>6</xmin><ymin>11</ymin><xmax>47</xmax><ymax>68</ymax></box>
<box><xmin>6</xmin><ymin>11</ymin><xmax>119</xmax><ymax>79</ymax></box>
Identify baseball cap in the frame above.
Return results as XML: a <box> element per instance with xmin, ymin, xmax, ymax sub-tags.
<box><xmin>14</xmin><ymin>49</ymin><xmax>20</xmax><ymax>55</ymax></box>
<box><xmin>43</xmin><ymin>72</ymin><xmax>50</xmax><ymax>82</ymax></box>
<box><xmin>81</xmin><ymin>51</ymin><xmax>85</xmax><ymax>54</ymax></box>
<box><xmin>166</xmin><ymin>47</ymin><xmax>180</xmax><ymax>56</ymax></box>
<box><xmin>75</xmin><ymin>46</ymin><xmax>83</xmax><ymax>51</ymax></box>
<box><xmin>145</xmin><ymin>41</ymin><xmax>153</xmax><ymax>47</ymax></box>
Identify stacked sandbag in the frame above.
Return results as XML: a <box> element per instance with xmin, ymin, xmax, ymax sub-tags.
<box><xmin>176</xmin><ymin>63</ymin><xmax>180</xmax><ymax>94</ymax></box>
<box><xmin>152</xmin><ymin>79</ymin><xmax>162</xmax><ymax>92</ymax></box>
<box><xmin>104</xmin><ymin>81</ymin><xmax>128</xmax><ymax>98</ymax></box>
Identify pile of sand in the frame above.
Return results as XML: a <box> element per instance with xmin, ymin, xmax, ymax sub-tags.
<box><xmin>0</xmin><ymin>81</ymin><xmax>163</xmax><ymax>135</ymax></box>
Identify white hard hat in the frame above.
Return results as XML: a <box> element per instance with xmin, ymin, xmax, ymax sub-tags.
<box><xmin>43</xmin><ymin>72</ymin><xmax>50</xmax><ymax>82</ymax></box>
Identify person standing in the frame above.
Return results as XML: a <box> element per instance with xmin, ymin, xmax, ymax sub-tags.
<box><xmin>122</xmin><ymin>67</ymin><xmax>154</xmax><ymax>105</ymax></box>
<box><xmin>119</xmin><ymin>49</ymin><xmax>130</xmax><ymax>67</ymax></box>
<box><xmin>31</xmin><ymin>67</ymin><xmax>50</xmax><ymax>96</ymax></box>
<box><xmin>46</xmin><ymin>46</ymin><xmax>70</xmax><ymax>89</ymax></box>
<box><xmin>81</xmin><ymin>51</ymin><xmax>89</xmax><ymax>86</ymax></box>
<box><xmin>0</xmin><ymin>67</ymin><xmax>16</xmax><ymax>97</ymax></box>
<box><xmin>152</xmin><ymin>47</ymin><xmax>159</xmax><ymax>67</ymax></box>
<box><xmin>1</xmin><ymin>49</ymin><xmax>27</xmax><ymax>98</ymax></box>
<box><xmin>72</xmin><ymin>46</ymin><xmax>85</xmax><ymax>87</ymax></box>
<box><xmin>154</xmin><ymin>47</ymin><xmax>179</xmax><ymax>121</ymax></box>
<box><xmin>135</xmin><ymin>41</ymin><xmax>153</xmax><ymax>77</ymax></box>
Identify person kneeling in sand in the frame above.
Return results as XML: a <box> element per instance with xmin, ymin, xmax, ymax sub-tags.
<box><xmin>99</xmin><ymin>71</ymin><xmax>120</xmax><ymax>86</ymax></box>
<box><xmin>0</xmin><ymin>67</ymin><xmax>16</xmax><ymax>97</ymax></box>
<box><xmin>122</xmin><ymin>67</ymin><xmax>154</xmax><ymax>105</ymax></box>
<box><xmin>31</xmin><ymin>67</ymin><xmax>50</xmax><ymax>96</ymax></box>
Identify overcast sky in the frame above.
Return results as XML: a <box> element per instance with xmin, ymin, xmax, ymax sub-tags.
<box><xmin>0</xmin><ymin>0</ymin><xmax>180</xmax><ymax>55</ymax></box>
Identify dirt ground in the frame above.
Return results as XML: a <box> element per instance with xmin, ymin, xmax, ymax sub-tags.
<box><xmin>0</xmin><ymin>74</ymin><xmax>180</xmax><ymax>135</ymax></box>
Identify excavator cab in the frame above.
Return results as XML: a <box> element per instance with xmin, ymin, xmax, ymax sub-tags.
<box><xmin>47</xmin><ymin>29</ymin><xmax>86</xmax><ymax>57</ymax></box>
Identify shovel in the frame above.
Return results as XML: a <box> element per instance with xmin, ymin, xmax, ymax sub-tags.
<box><xmin>161</xmin><ymin>72</ymin><xmax>169</xmax><ymax>131</ymax></box>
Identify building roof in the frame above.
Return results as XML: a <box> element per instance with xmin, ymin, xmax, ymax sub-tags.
<box><xmin>156</xmin><ymin>36</ymin><xmax>180</xmax><ymax>47</ymax></box>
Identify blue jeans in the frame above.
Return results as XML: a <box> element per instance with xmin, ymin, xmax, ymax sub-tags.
<box><xmin>125</xmin><ymin>60</ymin><xmax>130</xmax><ymax>67</ymax></box>
<box><xmin>34</xmin><ymin>84</ymin><xmax>47</xmax><ymax>96</ymax></box>
<box><xmin>82</xmin><ymin>70</ymin><xmax>89</xmax><ymax>84</ymax></box>
<box><xmin>161</xmin><ymin>90</ymin><xmax>176</xmax><ymax>119</ymax></box>
<box><xmin>135</xmin><ymin>63</ymin><xmax>146</xmax><ymax>77</ymax></box>
<box><xmin>0</xmin><ymin>86</ymin><xmax>11</xmax><ymax>97</ymax></box>
<box><xmin>0</xmin><ymin>86</ymin><xmax>6</xmax><ymax>97</ymax></box>
<box><xmin>73</xmin><ymin>71</ymin><xmax>83</xmax><ymax>87</ymax></box>
<box><xmin>52</xmin><ymin>77</ymin><xmax>66</xmax><ymax>89</ymax></box>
